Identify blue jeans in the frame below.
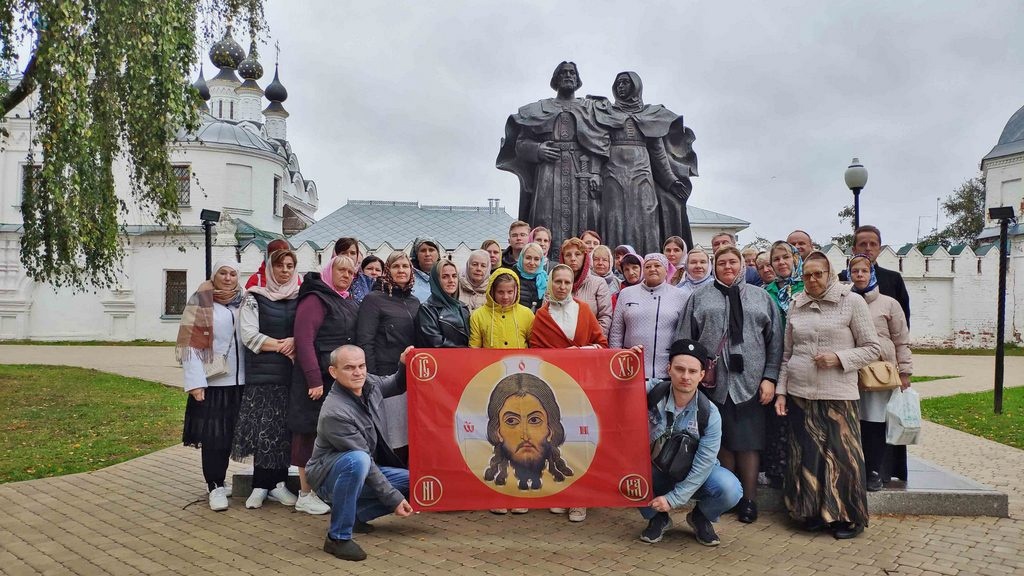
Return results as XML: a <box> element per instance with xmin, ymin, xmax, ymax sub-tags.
<box><xmin>639</xmin><ymin>465</ymin><xmax>743</xmax><ymax>522</ymax></box>
<box><xmin>317</xmin><ymin>451</ymin><xmax>409</xmax><ymax>540</ymax></box>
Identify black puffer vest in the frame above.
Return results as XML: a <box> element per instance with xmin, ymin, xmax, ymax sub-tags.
<box><xmin>244</xmin><ymin>293</ymin><xmax>297</xmax><ymax>386</ymax></box>
<box><xmin>289</xmin><ymin>273</ymin><xmax>359</xmax><ymax>433</ymax></box>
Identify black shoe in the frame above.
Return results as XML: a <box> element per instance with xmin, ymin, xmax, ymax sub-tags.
<box><xmin>686</xmin><ymin>508</ymin><xmax>720</xmax><ymax>546</ymax></box>
<box><xmin>737</xmin><ymin>498</ymin><xmax>758</xmax><ymax>524</ymax></box>
<box><xmin>833</xmin><ymin>523</ymin><xmax>864</xmax><ymax>540</ymax></box>
<box><xmin>866</xmin><ymin>471</ymin><xmax>883</xmax><ymax>492</ymax></box>
<box><xmin>803</xmin><ymin>516</ymin><xmax>829</xmax><ymax>532</ymax></box>
<box><xmin>639</xmin><ymin>512</ymin><xmax>672</xmax><ymax>543</ymax></box>
<box><xmin>323</xmin><ymin>536</ymin><xmax>367</xmax><ymax>561</ymax></box>
<box><xmin>354</xmin><ymin>520</ymin><xmax>374</xmax><ymax>534</ymax></box>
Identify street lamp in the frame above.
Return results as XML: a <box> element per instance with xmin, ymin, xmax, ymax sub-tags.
<box><xmin>200</xmin><ymin>209</ymin><xmax>221</xmax><ymax>279</ymax></box>
<box><xmin>988</xmin><ymin>205</ymin><xmax>1016</xmax><ymax>415</ymax></box>
<box><xmin>844</xmin><ymin>158</ymin><xmax>868</xmax><ymax>229</ymax></box>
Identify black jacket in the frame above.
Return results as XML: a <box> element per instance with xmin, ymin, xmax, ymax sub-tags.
<box><xmin>288</xmin><ymin>272</ymin><xmax>359</xmax><ymax>434</ymax></box>
<box><xmin>245</xmin><ymin>294</ymin><xmax>297</xmax><ymax>387</ymax></box>
<box><xmin>501</xmin><ymin>246</ymin><xmax>518</xmax><ymax>269</ymax></box>
<box><xmin>516</xmin><ymin>271</ymin><xmax>542</xmax><ymax>312</ymax></box>
<box><xmin>415</xmin><ymin>295</ymin><xmax>470</xmax><ymax>348</ymax></box>
<box><xmin>356</xmin><ymin>285</ymin><xmax>420</xmax><ymax>376</ymax></box>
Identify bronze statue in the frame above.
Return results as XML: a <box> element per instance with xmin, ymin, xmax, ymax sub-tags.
<box><xmin>498</xmin><ymin>66</ymin><xmax>697</xmax><ymax>253</ymax></box>
<box><xmin>595</xmin><ymin>72</ymin><xmax>698</xmax><ymax>254</ymax></box>
<box><xmin>497</xmin><ymin>62</ymin><xmax>609</xmax><ymax>253</ymax></box>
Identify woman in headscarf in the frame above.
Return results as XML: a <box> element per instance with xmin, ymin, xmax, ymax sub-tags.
<box><xmin>613</xmin><ymin>244</ymin><xmax>637</xmax><ymax>281</ymax></box>
<box><xmin>761</xmin><ymin>241</ymin><xmax>804</xmax><ymax>488</ymax></box>
<box><xmin>611</xmin><ymin>253</ymin><xmax>644</xmax><ymax>310</ymax></box>
<box><xmin>333</xmin><ymin>237</ymin><xmax>371</xmax><ymax>304</ymax></box>
<box><xmin>409</xmin><ymin>237</ymin><xmax>441</xmax><ymax>303</ymax></box>
<box><xmin>590</xmin><ymin>245</ymin><xmax>620</xmax><ymax>294</ymax></box>
<box><xmin>288</xmin><ymin>254</ymin><xmax>360</xmax><ymax>516</ymax></box>
<box><xmin>677</xmin><ymin>248</ymin><xmax>714</xmax><ymax>299</ymax></box>
<box><xmin>515</xmin><ymin>242</ymin><xmax>548</xmax><ymax>312</ymax></box>
<box><xmin>765</xmin><ymin>241</ymin><xmax>804</xmax><ymax>324</ymax></box>
<box><xmin>356</xmin><ymin>250</ymin><xmax>421</xmax><ymax>465</ymax></box>
<box><xmin>233</xmin><ymin>248</ymin><xmax>300</xmax><ymax>510</ymax></box>
<box><xmin>416</xmin><ymin>259</ymin><xmax>471</xmax><ymax>348</ymax></box>
<box><xmin>775</xmin><ymin>251</ymin><xmax>880</xmax><ymax>540</ymax></box>
<box><xmin>530</xmin><ymin>264</ymin><xmax>608</xmax><ymax>523</ymax></box>
<box><xmin>755</xmin><ymin>251</ymin><xmax>776</xmax><ymax>285</ymax></box>
<box><xmin>480</xmin><ymin>239</ymin><xmax>502</xmax><ymax>270</ymax></box>
<box><xmin>595</xmin><ymin>71</ymin><xmax>696</xmax><ymax>255</ymax></box>
<box><xmin>560</xmin><ymin>238</ymin><xmax>612</xmax><ymax>335</ymax></box>
<box><xmin>848</xmin><ymin>253</ymin><xmax>913</xmax><ymax>492</ymax></box>
<box><xmin>180</xmin><ymin>259</ymin><xmax>245</xmax><ymax>511</ymax></box>
<box><xmin>662</xmin><ymin>236</ymin><xmax>688</xmax><ymax>286</ymax></box>
<box><xmin>609</xmin><ymin>253</ymin><xmax>688</xmax><ymax>380</ymax></box>
<box><xmin>528</xmin><ymin>226</ymin><xmax>556</xmax><ymax>272</ymax></box>
<box><xmin>459</xmin><ymin>249</ymin><xmax>491</xmax><ymax>312</ymax></box>
<box><xmin>245</xmin><ymin>239</ymin><xmax>292</xmax><ymax>289</ymax></box>
<box><xmin>679</xmin><ymin>245</ymin><xmax>783</xmax><ymax>524</ymax></box>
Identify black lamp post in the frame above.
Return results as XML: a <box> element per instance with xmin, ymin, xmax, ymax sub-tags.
<box><xmin>844</xmin><ymin>158</ymin><xmax>868</xmax><ymax>229</ymax></box>
<box><xmin>988</xmin><ymin>205</ymin><xmax>1016</xmax><ymax>415</ymax></box>
<box><xmin>200</xmin><ymin>209</ymin><xmax>221</xmax><ymax>279</ymax></box>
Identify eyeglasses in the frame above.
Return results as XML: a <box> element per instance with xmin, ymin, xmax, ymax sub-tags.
<box><xmin>802</xmin><ymin>271</ymin><xmax>829</xmax><ymax>280</ymax></box>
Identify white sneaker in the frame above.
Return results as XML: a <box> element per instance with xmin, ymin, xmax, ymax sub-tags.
<box><xmin>295</xmin><ymin>491</ymin><xmax>330</xmax><ymax>515</ymax></box>
<box><xmin>246</xmin><ymin>488</ymin><xmax>268</xmax><ymax>509</ymax></box>
<box><xmin>510</xmin><ymin>508</ymin><xmax>529</xmax><ymax>514</ymax></box>
<box><xmin>208</xmin><ymin>487</ymin><xmax>229</xmax><ymax>511</ymax></box>
<box><xmin>568</xmin><ymin>507</ymin><xmax>587</xmax><ymax>522</ymax></box>
<box><xmin>549</xmin><ymin>508</ymin><xmax>567</xmax><ymax>514</ymax></box>
<box><xmin>268</xmin><ymin>482</ymin><xmax>298</xmax><ymax>506</ymax></box>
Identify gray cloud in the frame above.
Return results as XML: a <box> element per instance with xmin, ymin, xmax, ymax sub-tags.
<box><xmin>256</xmin><ymin>0</ymin><xmax>1024</xmax><ymax>247</ymax></box>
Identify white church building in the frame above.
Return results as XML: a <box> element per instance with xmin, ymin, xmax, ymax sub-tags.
<box><xmin>0</xmin><ymin>29</ymin><xmax>318</xmax><ymax>341</ymax></box>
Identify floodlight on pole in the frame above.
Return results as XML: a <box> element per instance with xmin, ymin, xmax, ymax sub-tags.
<box><xmin>200</xmin><ymin>209</ymin><xmax>221</xmax><ymax>280</ymax></box>
<box><xmin>988</xmin><ymin>205</ymin><xmax>1016</xmax><ymax>414</ymax></box>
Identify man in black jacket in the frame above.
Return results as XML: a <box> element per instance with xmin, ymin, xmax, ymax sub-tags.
<box><xmin>306</xmin><ymin>345</ymin><xmax>414</xmax><ymax>562</ymax></box>
<box><xmin>839</xmin><ymin>225</ymin><xmax>911</xmax><ymax>326</ymax></box>
<box><xmin>502</xmin><ymin>220</ymin><xmax>531</xmax><ymax>268</ymax></box>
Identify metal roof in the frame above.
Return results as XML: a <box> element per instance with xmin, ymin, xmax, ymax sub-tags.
<box><xmin>974</xmin><ymin>243</ymin><xmax>999</xmax><ymax>256</ymax></box>
<box><xmin>175</xmin><ymin>116</ymin><xmax>283</xmax><ymax>156</ymax></box>
<box><xmin>920</xmin><ymin>244</ymin><xmax>942</xmax><ymax>256</ymax></box>
<box><xmin>289</xmin><ymin>200</ymin><xmax>749</xmax><ymax>250</ymax></box>
<box><xmin>983</xmin><ymin>103</ymin><xmax>1024</xmax><ymax>160</ymax></box>
<box><xmin>896</xmin><ymin>243</ymin><xmax>915</xmax><ymax>256</ymax></box>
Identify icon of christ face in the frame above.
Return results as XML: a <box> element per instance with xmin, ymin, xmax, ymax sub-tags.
<box><xmin>483</xmin><ymin>373</ymin><xmax>573</xmax><ymax>491</ymax></box>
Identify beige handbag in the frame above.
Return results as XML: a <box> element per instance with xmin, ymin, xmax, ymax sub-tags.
<box><xmin>858</xmin><ymin>361</ymin><xmax>901</xmax><ymax>391</ymax></box>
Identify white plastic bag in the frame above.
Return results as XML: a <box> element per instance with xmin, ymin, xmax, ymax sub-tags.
<box><xmin>885</xmin><ymin>388</ymin><xmax>922</xmax><ymax>445</ymax></box>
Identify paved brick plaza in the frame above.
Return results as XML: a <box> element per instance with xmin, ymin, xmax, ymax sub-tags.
<box><xmin>0</xmin><ymin>349</ymin><xmax>1021</xmax><ymax>575</ymax></box>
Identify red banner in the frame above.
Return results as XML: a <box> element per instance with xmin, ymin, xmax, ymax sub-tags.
<box><xmin>407</xmin><ymin>348</ymin><xmax>652</xmax><ymax>512</ymax></box>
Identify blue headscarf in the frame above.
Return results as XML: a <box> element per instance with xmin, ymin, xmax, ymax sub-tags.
<box><xmin>771</xmin><ymin>241</ymin><xmax>804</xmax><ymax>314</ymax></box>
<box><xmin>516</xmin><ymin>242</ymin><xmax>548</xmax><ymax>297</ymax></box>
<box><xmin>847</xmin><ymin>253</ymin><xmax>878</xmax><ymax>295</ymax></box>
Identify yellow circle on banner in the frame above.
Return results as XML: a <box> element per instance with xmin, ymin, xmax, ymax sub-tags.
<box><xmin>454</xmin><ymin>355</ymin><xmax>598</xmax><ymax>498</ymax></box>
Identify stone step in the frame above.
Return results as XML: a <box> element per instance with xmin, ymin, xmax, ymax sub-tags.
<box><xmin>231</xmin><ymin>456</ymin><xmax>1008</xmax><ymax>517</ymax></box>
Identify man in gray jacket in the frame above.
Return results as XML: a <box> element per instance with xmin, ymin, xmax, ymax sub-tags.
<box><xmin>306</xmin><ymin>344</ymin><xmax>414</xmax><ymax>562</ymax></box>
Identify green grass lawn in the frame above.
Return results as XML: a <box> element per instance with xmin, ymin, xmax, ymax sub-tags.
<box><xmin>0</xmin><ymin>365</ymin><xmax>185</xmax><ymax>483</ymax></box>
<box><xmin>911</xmin><ymin>375</ymin><xmax>955</xmax><ymax>384</ymax></box>
<box><xmin>921</xmin><ymin>386</ymin><xmax>1023</xmax><ymax>450</ymax></box>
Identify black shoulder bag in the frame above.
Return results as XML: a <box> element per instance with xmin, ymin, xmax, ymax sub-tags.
<box><xmin>647</xmin><ymin>380</ymin><xmax>711</xmax><ymax>482</ymax></box>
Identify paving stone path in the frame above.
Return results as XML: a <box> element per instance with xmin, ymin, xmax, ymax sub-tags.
<box><xmin>1</xmin><ymin>346</ymin><xmax>1022</xmax><ymax>575</ymax></box>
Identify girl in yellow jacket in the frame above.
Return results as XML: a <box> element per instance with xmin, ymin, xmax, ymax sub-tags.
<box><xmin>469</xmin><ymin>268</ymin><xmax>534</xmax><ymax>349</ymax></box>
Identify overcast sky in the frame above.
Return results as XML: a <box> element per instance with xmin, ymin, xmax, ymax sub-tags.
<box><xmin>249</xmin><ymin>0</ymin><xmax>1023</xmax><ymax>247</ymax></box>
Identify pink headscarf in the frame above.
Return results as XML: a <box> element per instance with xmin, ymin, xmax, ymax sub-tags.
<box><xmin>321</xmin><ymin>254</ymin><xmax>354</xmax><ymax>299</ymax></box>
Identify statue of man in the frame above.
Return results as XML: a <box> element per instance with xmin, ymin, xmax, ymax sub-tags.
<box><xmin>497</xmin><ymin>62</ymin><xmax>609</xmax><ymax>253</ymax></box>
<box><xmin>595</xmin><ymin>71</ymin><xmax>698</xmax><ymax>253</ymax></box>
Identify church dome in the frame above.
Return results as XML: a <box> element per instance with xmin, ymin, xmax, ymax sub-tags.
<box><xmin>264</xmin><ymin>65</ymin><xmax>288</xmax><ymax>102</ymax></box>
<box><xmin>997</xmin><ymin>104</ymin><xmax>1024</xmax><ymax>146</ymax></box>
<box><xmin>191</xmin><ymin>68</ymin><xmax>210</xmax><ymax>101</ymax></box>
<box><xmin>209</xmin><ymin>27</ymin><xmax>245</xmax><ymax>69</ymax></box>
<box><xmin>237</xmin><ymin>41</ymin><xmax>264</xmax><ymax>81</ymax></box>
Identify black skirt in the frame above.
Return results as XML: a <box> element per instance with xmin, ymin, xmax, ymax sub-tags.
<box><xmin>182</xmin><ymin>385</ymin><xmax>244</xmax><ymax>450</ymax></box>
<box><xmin>715</xmin><ymin>396</ymin><xmax>766</xmax><ymax>452</ymax></box>
<box><xmin>231</xmin><ymin>384</ymin><xmax>292</xmax><ymax>469</ymax></box>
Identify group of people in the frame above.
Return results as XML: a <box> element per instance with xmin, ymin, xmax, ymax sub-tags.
<box><xmin>176</xmin><ymin>219</ymin><xmax>913</xmax><ymax>561</ymax></box>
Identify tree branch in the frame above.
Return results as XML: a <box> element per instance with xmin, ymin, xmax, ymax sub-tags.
<box><xmin>1</xmin><ymin>50</ymin><xmax>39</xmax><ymax>116</ymax></box>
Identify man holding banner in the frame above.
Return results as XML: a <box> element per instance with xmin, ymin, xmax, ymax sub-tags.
<box><xmin>641</xmin><ymin>339</ymin><xmax>743</xmax><ymax>546</ymax></box>
<box><xmin>307</xmin><ymin>345</ymin><xmax>415</xmax><ymax>562</ymax></box>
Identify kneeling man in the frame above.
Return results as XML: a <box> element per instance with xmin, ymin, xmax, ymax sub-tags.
<box><xmin>306</xmin><ymin>344</ymin><xmax>414</xmax><ymax>562</ymax></box>
<box><xmin>641</xmin><ymin>339</ymin><xmax>743</xmax><ymax>546</ymax></box>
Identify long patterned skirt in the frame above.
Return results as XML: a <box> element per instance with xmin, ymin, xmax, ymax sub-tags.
<box><xmin>785</xmin><ymin>396</ymin><xmax>869</xmax><ymax>527</ymax></box>
<box><xmin>231</xmin><ymin>384</ymin><xmax>291</xmax><ymax>469</ymax></box>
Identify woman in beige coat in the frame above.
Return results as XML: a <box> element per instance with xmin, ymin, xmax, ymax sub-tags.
<box><xmin>848</xmin><ymin>253</ymin><xmax>912</xmax><ymax>491</ymax></box>
<box><xmin>774</xmin><ymin>251</ymin><xmax>880</xmax><ymax>540</ymax></box>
